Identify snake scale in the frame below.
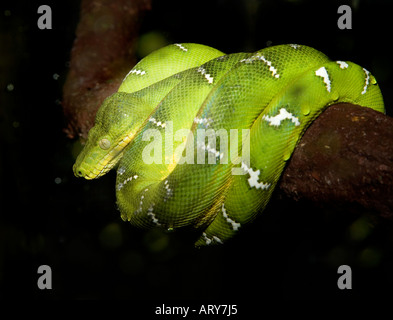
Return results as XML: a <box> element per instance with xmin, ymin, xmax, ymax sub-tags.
<box><xmin>73</xmin><ymin>43</ymin><xmax>385</xmax><ymax>246</ymax></box>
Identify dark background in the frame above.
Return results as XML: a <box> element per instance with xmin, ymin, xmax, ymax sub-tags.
<box><xmin>1</xmin><ymin>0</ymin><xmax>393</xmax><ymax>303</ymax></box>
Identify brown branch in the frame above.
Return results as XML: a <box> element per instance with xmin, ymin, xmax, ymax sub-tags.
<box><xmin>280</xmin><ymin>103</ymin><xmax>393</xmax><ymax>221</ymax></box>
<box><xmin>62</xmin><ymin>0</ymin><xmax>151</xmax><ymax>140</ymax></box>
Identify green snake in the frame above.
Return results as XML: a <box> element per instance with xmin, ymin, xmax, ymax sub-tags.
<box><xmin>73</xmin><ymin>43</ymin><xmax>385</xmax><ymax>246</ymax></box>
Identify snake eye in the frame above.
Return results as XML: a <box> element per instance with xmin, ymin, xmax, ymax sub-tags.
<box><xmin>99</xmin><ymin>138</ymin><xmax>111</xmax><ymax>150</ymax></box>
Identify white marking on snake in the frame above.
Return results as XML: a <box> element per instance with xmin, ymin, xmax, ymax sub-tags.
<box><xmin>197</xmin><ymin>67</ymin><xmax>214</xmax><ymax>84</ymax></box>
<box><xmin>240</xmin><ymin>54</ymin><xmax>280</xmax><ymax>78</ymax></box>
<box><xmin>202</xmin><ymin>232</ymin><xmax>211</xmax><ymax>245</ymax></box>
<box><xmin>361</xmin><ymin>68</ymin><xmax>370</xmax><ymax>95</ymax></box>
<box><xmin>221</xmin><ymin>203</ymin><xmax>241</xmax><ymax>231</ymax></box>
<box><xmin>336</xmin><ymin>61</ymin><xmax>349</xmax><ymax>69</ymax></box>
<box><xmin>134</xmin><ymin>187</ymin><xmax>146</xmax><ymax>214</ymax></box>
<box><xmin>315</xmin><ymin>67</ymin><xmax>331</xmax><ymax>92</ymax></box>
<box><xmin>201</xmin><ymin>232</ymin><xmax>223</xmax><ymax>245</ymax></box>
<box><xmin>258</xmin><ymin>55</ymin><xmax>280</xmax><ymax>78</ymax></box>
<box><xmin>197</xmin><ymin>140</ymin><xmax>221</xmax><ymax>159</ymax></box>
<box><xmin>194</xmin><ymin>117</ymin><xmax>213</xmax><ymax>127</ymax></box>
<box><xmin>241</xmin><ymin>162</ymin><xmax>271</xmax><ymax>190</ymax></box>
<box><xmin>124</xmin><ymin>69</ymin><xmax>146</xmax><ymax>81</ymax></box>
<box><xmin>163</xmin><ymin>180</ymin><xmax>173</xmax><ymax>201</ymax></box>
<box><xmin>118</xmin><ymin>175</ymin><xmax>134</xmax><ymax>190</ymax></box>
<box><xmin>289</xmin><ymin>44</ymin><xmax>301</xmax><ymax>49</ymax></box>
<box><xmin>239</xmin><ymin>57</ymin><xmax>252</xmax><ymax>63</ymax></box>
<box><xmin>213</xmin><ymin>236</ymin><xmax>223</xmax><ymax>244</ymax></box>
<box><xmin>174</xmin><ymin>43</ymin><xmax>188</xmax><ymax>52</ymax></box>
<box><xmin>262</xmin><ymin>108</ymin><xmax>300</xmax><ymax>127</ymax></box>
<box><xmin>147</xmin><ymin>204</ymin><xmax>161</xmax><ymax>226</ymax></box>
<box><xmin>149</xmin><ymin>117</ymin><xmax>166</xmax><ymax>128</ymax></box>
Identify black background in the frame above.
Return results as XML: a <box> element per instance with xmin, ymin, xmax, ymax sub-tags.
<box><xmin>1</xmin><ymin>0</ymin><xmax>393</xmax><ymax>303</ymax></box>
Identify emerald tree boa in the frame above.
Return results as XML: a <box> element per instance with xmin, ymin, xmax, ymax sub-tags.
<box><xmin>73</xmin><ymin>43</ymin><xmax>385</xmax><ymax>246</ymax></box>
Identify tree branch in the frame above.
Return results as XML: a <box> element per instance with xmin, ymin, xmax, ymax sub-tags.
<box><xmin>280</xmin><ymin>103</ymin><xmax>393</xmax><ymax>221</ymax></box>
<box><xmin>62</xmin><ymin>0</ymin><xmax>151</xmax><ymax>140</ymax></box>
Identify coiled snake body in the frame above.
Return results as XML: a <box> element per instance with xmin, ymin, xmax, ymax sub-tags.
<box><xmin>74</xmin><ymin>43</ymin><xmax>384</xmax><ymax>246</ymax></box>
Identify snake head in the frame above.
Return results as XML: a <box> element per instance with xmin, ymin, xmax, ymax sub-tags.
<box><xmin>73</xmin><ymin>92</ymin><xmax>145</xmax><ymax>180</ymax></box>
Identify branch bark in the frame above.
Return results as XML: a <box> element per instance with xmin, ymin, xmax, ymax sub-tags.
<box><xmin>62</xmin><ymin>0</ymin><xmax>151</xmax><ymax>140</ymax></box>
<box><xmin>280</xmin><ymin>103</ymin><xmax>393</xmax><ymax>221</ymax></box>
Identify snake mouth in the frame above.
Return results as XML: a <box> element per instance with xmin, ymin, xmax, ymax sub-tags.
<box><xmin>74</xmin><ymin>150</ymin><xmax>124</xmax><ymax>180</ymax></box>
<box><xmin>74</xmin><ymin>132</ymin><xmax>135</xmax><ymax>180</ymax></box>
